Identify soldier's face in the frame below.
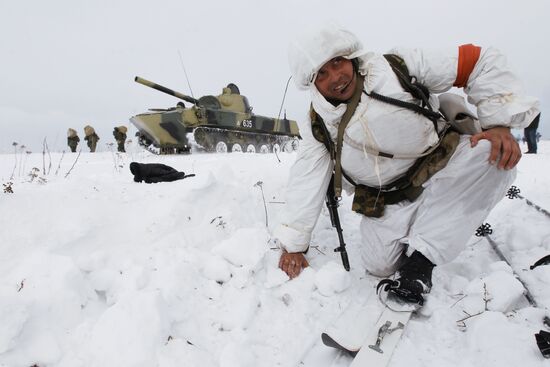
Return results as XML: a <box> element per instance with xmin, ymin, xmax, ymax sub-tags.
<box><xmin>314</xmin><ymin>57</ymin><xmax>356</xmax><ymax>103</ymax></box>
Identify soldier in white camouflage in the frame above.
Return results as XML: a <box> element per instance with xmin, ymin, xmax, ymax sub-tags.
<box><xmin>67</xmin><ymin>128</ymin><xmax>80</xmax><ymax>152</ymax></box>
<box><xmin>113</xmin><ymin>126</ymin><xmax>128</xmax><ymax>152</ymax></box>
<box><xmin>84</xmin><ymin>125</ymin><xmax>100</xmax><ymax>152</ymax></box>
<box><xmin>274</xmin><ymin>24</ymin><xmax>539</xmax><ymax>306</ymax></box>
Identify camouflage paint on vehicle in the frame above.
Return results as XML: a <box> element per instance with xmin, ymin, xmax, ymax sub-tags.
<box><xmin>130</xmin><ymin>77</ymin><xmax>300</xmax><ymax>154</ymax></box>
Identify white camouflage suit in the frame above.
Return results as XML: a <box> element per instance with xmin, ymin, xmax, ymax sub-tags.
<box><xmin>273</xmin><ymin>25</ymin><xmax>539</xmax><ymax>276</ymax></box>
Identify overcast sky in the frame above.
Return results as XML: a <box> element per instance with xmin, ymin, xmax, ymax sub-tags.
<box><xmin>1</xmin><ymin>0</ymin><xmax>548</xmax><ymax>152</ymax></box>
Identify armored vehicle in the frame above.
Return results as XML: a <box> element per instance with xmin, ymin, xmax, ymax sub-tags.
<box><xmin>130</xmin><ymin>77</ymin><xmax>300</xmax><ymax>154</ymax></box>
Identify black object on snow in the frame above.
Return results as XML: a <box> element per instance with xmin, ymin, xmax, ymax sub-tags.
<box><xmin>530</xmin><ymin>255</ymin><xmax>550</xmax><ymax>270</ymax></box>
<box><xmin>506</xmin><ymin>185</ymin><xmax>521</xmax><ymax>199</ymax></box>
<box><xmin>475</xmin><ymin>223</ymin><xmax>493</xmax><ymax>237</ymax></box>
<box><xmin>535</xmin><ymin>330</ymin><xmax>550</xmax><ymax>358</ymax></box>
<box><xmin>129</xmin><ymin>162</ymin><xmax>195</xmax><ymax>183</ymax></box>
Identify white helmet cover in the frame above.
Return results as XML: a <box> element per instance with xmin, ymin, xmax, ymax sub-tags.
<box><xmin>288</xmin><ymin>23</ymin><xmax>367</xmax><ymax>90</ymax></box>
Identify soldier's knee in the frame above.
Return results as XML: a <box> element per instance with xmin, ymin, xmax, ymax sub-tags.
<box><xmin>362</xmin><ymin>255</ymin><xmax>400</xmax><ymax>277</ymax></box>
<box><xmin>360</xmin><ymin>243</ymin><xmax>406</xmax><ymax>277</ymax></box>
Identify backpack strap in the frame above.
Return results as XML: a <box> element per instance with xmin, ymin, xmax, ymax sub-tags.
<box><xmin>383</xmin><ymin>54</ymin><xmax>431</xmax><ymax>107</ymax></box>
<box><xmin>366</xmin><ymin>54</ymin><xmax>443</xmax><ymax>132</ymax></box>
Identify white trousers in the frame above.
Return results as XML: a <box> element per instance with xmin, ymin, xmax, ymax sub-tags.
<box><xmin>360</xmin><ymin>136</ymin><xmax>516</xmax><ymax>277</ymax></box>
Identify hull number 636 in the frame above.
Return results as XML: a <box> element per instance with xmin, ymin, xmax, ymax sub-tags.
<box><xmin>242</xmin><ymin>119</ymin><xmax>253</xmax><ymax>128</ymax></box>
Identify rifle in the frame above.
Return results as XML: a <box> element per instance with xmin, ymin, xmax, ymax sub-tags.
<box><xmin>325</xmin><ymin>175</ymin><xmax>350</xmax><ymax>271</ymax></box>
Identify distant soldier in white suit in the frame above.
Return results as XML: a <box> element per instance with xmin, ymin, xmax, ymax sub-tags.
<box><xmin>84</xmin><ymin>125</ymin><xmax>100</xmax><ymax>153</ymax></box>
<box><xmin>67</xmin><ymin>128</ymin><xmax>80</xmax><ymax>152</ymax></box>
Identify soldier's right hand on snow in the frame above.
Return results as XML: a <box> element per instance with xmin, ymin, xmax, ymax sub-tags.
<box><xmin>279</xmin><ymin>250</ymin><xmax>309</xmax><ymax>279</ymax></box>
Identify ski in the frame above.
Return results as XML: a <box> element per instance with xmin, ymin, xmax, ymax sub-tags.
<box><xmin>321</xmin><ymin>289</ymin><xmax>386</xmax><ymax>355</ymax></box>
<box><xmin>349</xmin><ymin>306</ymin><xmax>412</xmax><ymax>367</ymax></box>
<box><xmin>321</xmin><ymin>288</ymin><xmax>416</xmax><ymax>367</ymax></box>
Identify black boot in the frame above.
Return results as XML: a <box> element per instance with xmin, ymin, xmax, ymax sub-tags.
<box><xmin>377</xmin><ymin>251</ymin><xmax>435</xmax><ymax>306</ymax></box>
<box><xmin>535</xmin><ymin>330</ymin><xmax>550</xmax><ymax>358</ymax></box>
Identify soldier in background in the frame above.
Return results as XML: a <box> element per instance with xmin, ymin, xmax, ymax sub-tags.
<box><xmin>113</xmin><ymin>126</ymin><xmax>128</xmax><ymax>152</ymax></box>
<box><xmin>524</xmin><ymin>112</ymin><xmax>540</xmax><ymax>154</ymax></box>
<box><xmin>67</xmin><ymin>128</ymin><xmax>80</xmax><ymax>152</ymax></box>
<box><xmin>84</xmin><ymin>125</ymin><xmax>100</xmax><ymax>152</ymax></box>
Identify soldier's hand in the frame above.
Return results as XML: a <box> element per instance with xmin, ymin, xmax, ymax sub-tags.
<box><xmin>470</xmin><ymin>126</ymin><xmax>521</xmax><ymax>170</ymax></box>
<box><xmin>279</xmin><ymin>250</ymin><xmax>309</xmax><ymax>279</ymax></box>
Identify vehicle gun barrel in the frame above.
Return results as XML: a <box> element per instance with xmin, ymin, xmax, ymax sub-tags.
<box><xmin>134</xmin><ymin>76</ymin><xmax>199</xmax><ymax>105</ymax></box>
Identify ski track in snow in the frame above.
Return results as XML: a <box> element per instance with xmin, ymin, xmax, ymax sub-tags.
<box><xmin>0</xmin><ymin>142</ymin><xmax>549</xmax><ymax>367</ymax></box>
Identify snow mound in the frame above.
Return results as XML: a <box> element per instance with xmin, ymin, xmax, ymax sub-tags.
<box><xmin>213</xmin><ymin>227</ymin><xmax>269</xmax><ymax>269</ymax></box>
<box><xmin>314</xmin><ymin>261</ymin><xmax>351</xmax><ymax>296</ymax></box>
<box><xmin>201</xmin><ymin>255</ymin><xmax>233</xmax><ymax>284</ymax></box>
<box><xmin>463</xmin><ymin>262</ymin><xmax>525</xmax><ymax>313</ymax></box>
<box><xmin>264</xmin><ymin>265</ymin><xmax>289</xmax><ymax>288</ymax></box>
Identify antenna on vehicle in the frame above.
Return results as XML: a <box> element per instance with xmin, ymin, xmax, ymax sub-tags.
<box><xmin>277</xmin><ymin>76</ymin><xmax>292</xmax><ymax>120</ymax></box>
<box><xmin>178</xmin><ymin>50</ymin><xmax>195</xmax><ymax>99</ymax></box>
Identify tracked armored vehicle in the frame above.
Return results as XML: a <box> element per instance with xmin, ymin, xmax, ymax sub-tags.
<box><xmin>130</xmin><ymin>77</ymin><xmax>300</xmax><ymax>154</ymax></box>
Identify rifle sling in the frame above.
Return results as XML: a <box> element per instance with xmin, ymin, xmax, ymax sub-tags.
<box><xmin>334</xmin><ymin>74</ymin><xmax>365</xmax><ymax>198</ymax></box>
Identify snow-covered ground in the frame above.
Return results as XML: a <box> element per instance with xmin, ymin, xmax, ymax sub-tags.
<box><xmin>1</xmin><ymin>141</ymin><xmax>549</xmax><ymax>367</ymax></box>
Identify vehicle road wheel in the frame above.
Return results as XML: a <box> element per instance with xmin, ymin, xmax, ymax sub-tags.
<box><xmin>245</xmin><ymin>144</ymin><xmax>256</xmax><ymax>153</ymax></box>
<box><xmin>258</xmin><ymin>144</ymin><xmax>270</xmax><ymax>154</ymax></box>
<box><xmin>215</xmin><ymin>141</ymin><xmax>228</xmax><ymax>153</ymax></box>
<box><xmin>272</xmin><ymin>143</ymin><xmax>281</xmax><ymax>154</ymax></box>
<box><xmin>282</xmin><ymin>140</ymin><xmax>295</xmax><ymax>153</ymax></box>
<box><xmin>231</xmin><ymin>143</ymin><xmax>243</xmax><ymax>153</ymax></box>
<box><xmin>291</xmin><ymin>138</ymin><xmax>299</xmax><ymax>151</ymax></box>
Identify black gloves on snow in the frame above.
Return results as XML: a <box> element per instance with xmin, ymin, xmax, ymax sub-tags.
<box><xmin>129</xmin><ymin>162</ymin><xmax>195</xmax><ymax>183</ymax></box>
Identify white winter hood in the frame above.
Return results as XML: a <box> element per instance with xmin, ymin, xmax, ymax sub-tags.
<box><xmin>288</xmin><ymin>23</ymin><xmax>369</xmax><ymax>90</ymax></box>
